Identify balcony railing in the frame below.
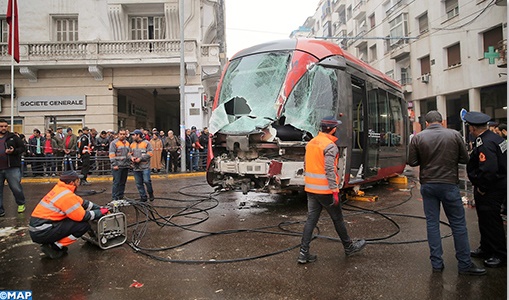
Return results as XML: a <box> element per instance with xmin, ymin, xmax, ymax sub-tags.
<box><xmin>0</xmin><ymin>39</ymin><xmax>220</xmax><ymax>67</ymax></box>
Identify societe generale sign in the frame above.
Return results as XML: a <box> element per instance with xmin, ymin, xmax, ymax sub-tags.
<box><xmin>18</xmin><ymin>95</ymin><xmax>86</xmax><ymax>111</ymax></box>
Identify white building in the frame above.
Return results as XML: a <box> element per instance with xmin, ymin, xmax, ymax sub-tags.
<box><xmin>0</xmin><ymin>0</ymin><xmax>226</xmax><ymax>136</ymax></box>
<box><xmin>293</xmin><ymin>0</ymin><xmax>507</xmax><ymax>133</ymax></box>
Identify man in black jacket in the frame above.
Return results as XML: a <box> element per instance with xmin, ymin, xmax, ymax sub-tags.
<box><xmin>0</xmin><ymin>119</ymin><xmax>26</xmax><ymax>216</ymax></box>
<box><xmin>77</xmin><ymin>127</ymin><xmax>92</xmax><ymax>185</ymax></box>
<box><xmin>465</xmin><ymin>111</ymin><xmax>507</xmax><ymax>268</ymax></box>
<box><xmin>408</xmin><ymin>111</ymin><xmax>485</xmax><ymax>276</ymax></box>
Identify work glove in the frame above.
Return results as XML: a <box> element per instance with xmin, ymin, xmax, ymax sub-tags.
<box><xmin>332</xmin><ymin>191</ymin><xmax>340</xmax><ymax>206</ymax></box>
<box><xmin>100</xmin><ymin>207</ymin><xmax>110</xmax><ymax>215</ymax></box>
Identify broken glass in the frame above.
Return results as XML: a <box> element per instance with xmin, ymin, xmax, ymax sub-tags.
<box><xmin>209</xmin><ymin>52</ymin><xmax>291</xmax><ymax>134</ymax></box>
<box><xmin>283</xmin><ymin>64</ymin><xmax>339</xmax><ymax>137</ymax></box>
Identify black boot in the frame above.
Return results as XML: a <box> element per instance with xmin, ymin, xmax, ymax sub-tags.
<box><xmin>344</xmin><ymin>239</ymin><xmax>367</xmax><ymax>256</ymax></box>
<box><xmin>297</xmin><ymin>249</ymin><xmax>317</xmax><ymax>264</ymax></box>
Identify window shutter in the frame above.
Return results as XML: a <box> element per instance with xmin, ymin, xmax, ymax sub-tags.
<box><xmin>420</xmin><ymin>55</ymin><xmax>430</xmax><ymax>75</ymax></box>
<box><xmin>483</xmin><ymin>26</ymin><xmax>503</xmax><ymax>53</ymax></box>
<box><xmin>447</xmin><ymin>43</ymin><xmax>461</xmax><ymax>67</ymax></box>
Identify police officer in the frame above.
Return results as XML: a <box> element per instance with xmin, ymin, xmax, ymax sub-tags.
<box><xmin>298</xmin><ymin>116</ymin><xmax>366</xmax><ymax>264</ymax></box>
<box><xmin>464</xmin><ymin>111</ymin><xmax>507</xmax><ymax>268</ymax></box>
<box><xmin>77</xmin><ymin>127</ymin><xmax>92</xmax><ymax>185</ymax></box>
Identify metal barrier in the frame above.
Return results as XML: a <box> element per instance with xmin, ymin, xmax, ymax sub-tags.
<box><xmin>21</xmin><ymin>151</ymin><xmax>208</xmax><ymax>177</ymax></box>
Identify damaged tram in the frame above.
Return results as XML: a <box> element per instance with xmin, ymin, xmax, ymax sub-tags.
<box><xmin>207</xmin><ymin>38</ymin><xmax>408</xmax><ymax>194</ymax></box>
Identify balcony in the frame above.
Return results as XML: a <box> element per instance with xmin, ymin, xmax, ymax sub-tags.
<box><xmin>0</xmin><ymin>39</ymin><xmax>220</xmax><ymax>70</ymax></box>
<box><xmin>389</xmin><ymin>40</ymin><xmax>410</xmax><ymax>60</ymax></box>
<box><xmin>353</xmin><ymin>0</ymin><xmax>366</xmax><ymax>20</ymax></box>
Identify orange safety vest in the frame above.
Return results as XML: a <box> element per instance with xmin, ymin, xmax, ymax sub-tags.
<box><xmin>304</xmin><ymin>131</ymin><xmax>340</xmax><ymax>194</ymax></box>
<box><xmin>31</xmin><ymin>181</ymin><xmax>87</xmax><ymax>222</ymax></box>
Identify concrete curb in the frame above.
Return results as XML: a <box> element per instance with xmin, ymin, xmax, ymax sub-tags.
<box><xmin>21</xmin><ymin>172</ymin><xmax>206</xmax><ymax>184</ymax></box>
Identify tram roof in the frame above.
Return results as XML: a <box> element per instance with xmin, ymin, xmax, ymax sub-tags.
<box><xmin>232</xmin><ymin>38</ymin><xmax>402</xmax><ymax>91</ymax></box>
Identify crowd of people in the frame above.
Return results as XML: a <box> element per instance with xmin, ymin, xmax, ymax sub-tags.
<box><xmin>17</xmin><ymin>125</ymin><xmax>211</xmax><ymax>180</ymax></box>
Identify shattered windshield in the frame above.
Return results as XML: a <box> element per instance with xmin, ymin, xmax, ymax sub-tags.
<box><xmin>283</xmin><ymin>64</ymin><xmax>339</xmax><ymax>137</ymax></box>
<box><xmin>209</xmin><ymin>52</ymin><xmax>292</xmax><ymax>134</ymax></box>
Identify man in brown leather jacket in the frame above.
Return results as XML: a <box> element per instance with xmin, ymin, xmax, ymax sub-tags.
<box><xmin>408</xmin><ymin>110</ymin><xmax>485</xmax><ymax>276</ymax></box>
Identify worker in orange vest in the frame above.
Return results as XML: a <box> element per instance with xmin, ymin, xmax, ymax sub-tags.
<box><xmin>29</xmin><ymin>170</ymin><xmax>109</xmax><ymax>259</ymax></box>
<box><xmin>298</xmin><ymin>116</ymin><xmax>366</xmax><ymax>264</ymax></box>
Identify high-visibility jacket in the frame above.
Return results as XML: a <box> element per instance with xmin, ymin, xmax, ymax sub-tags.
<box><xmin>109</xmin><ymin>138</ymin><xmax>131</xmax><ymax>168</ymax></box>
<box><xmin>129</xmin><ymin>139</ymin><xmax>153</xmax><ymax>171</ymax></box>
<box><xmin>30</xmin><ymin>181</ymin><xmax>100</xmax><ymax>227</ymax></box>
<box><xmin>304</xmin><ymin>131</ymin><xmax>340</xmax><ymax>194</ymax></box>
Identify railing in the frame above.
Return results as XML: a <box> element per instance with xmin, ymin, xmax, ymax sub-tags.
<box><xmin>20</xmin><ymin>151</ymin><xmax>208</xmax><ymax>177</ymax></box>
<box><xmin>0</xmin><ymin>40</ymin><xmax>220</xmax><ymax>66</ymax></box>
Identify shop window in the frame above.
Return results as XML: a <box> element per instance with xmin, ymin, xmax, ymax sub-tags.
<box><xmin>45</xmin><ymin>116</ymin><xmax>84</xmax><ymax>133</ymax></box>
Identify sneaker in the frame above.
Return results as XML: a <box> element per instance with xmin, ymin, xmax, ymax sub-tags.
<box><xmin>149</xmin><ymin>194</ymin><xmax>155</xmax><ymax>201</ymax></box>
<box><xmin>297</xmin><ymin>250</ymin><xmax>317</xmax><ymax>264</ymax></box>
<box><xmin>17</xmin><ymin>204</ymin><xmax>26</xmax><ymax>213</ymax></box>
<box><xmin>140</xmin><ymin>197</ymin><xmax>148</xmax><ymax>202</ymax></box>
<box><xmin>80</xmin><ymin>180</ymin><xmax>91</xmax><ymax>186</ymax></box>
<box><xmin>0</xmin><ymin>211</ymin><xmax>5</xmax><ymax>217</ymax></box>
<box><xmin>344</xmin><ymin>239</ymin><xmax>367</xmax><ymax>256</ymax></box>
<box><xmin>41</xmin><ymin>244</ymin><xmax>65</xmax><ymax>259</ymax></box>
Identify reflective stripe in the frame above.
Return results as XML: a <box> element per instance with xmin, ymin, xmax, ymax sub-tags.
<box><xmin>40</xmin><ymin>201</ymin><xmax>66</xmax><ymax>215</ymax></box>
<box><xmin>89</xmin><ymin>210</ymin><xmax>97</xmax><ymax>220</ymax></box>
<box><xmin>305</xmin><ymin>183</ymin><xmax>331</xmax><ymax>190</ymax></box>
<box><xmin>65</xmin><ymin>202</ymin><xmax>81</xmax><ymax>215</ymax></box>
<box><xmin>305</xmin><ymin>172</ymin><xmax>327</xmax><ymax>179</ymax></box>
<box><xmin>28</xmin><ymin>223</ymin><xmax>53</xmax><ymax>232</ymax></box>
<box><xmin>40</xmin><ymin>189</ymin><xmax>72</xmax><ymax>215</ymax></box>
<box><xmin>50</xmin><ymin>190</ymin><xmax>71</xmax><ymax>205</ymax></box>
<box><xmin>85</xmin><ymin>201</ymin><xmax>94</xmax><ymax>211</ymax></box>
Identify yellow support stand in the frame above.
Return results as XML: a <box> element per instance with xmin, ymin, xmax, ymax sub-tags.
<box><xmin>346</xmin><ymin>190</ymin><xmax>378</xmax><ymax>202</ymax></box>
<box><xmin>388</xmin><ymin>175</ymin><xmax>408</xmax><ymax>185</ymax></box>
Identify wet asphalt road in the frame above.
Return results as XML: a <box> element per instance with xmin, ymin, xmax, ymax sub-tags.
<box><xmin>0</xmin><ymin>170</ymin><xmax>506</xmax><ymax>300</ymax></box>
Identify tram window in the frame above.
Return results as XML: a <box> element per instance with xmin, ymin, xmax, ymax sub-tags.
<box><xmin>284</xmin><ymin>65</ymin><xmax>338</xmax><ymax>136</ymax></box>
<box><xmin>388</xmin><ymin>93</ymin><xmax>404</xmax><ymax>148</ymax></box>
<box><xmin>351</xmin><ymin>81</ymin><xmax>364</xmax><ymax>150</ymax></box>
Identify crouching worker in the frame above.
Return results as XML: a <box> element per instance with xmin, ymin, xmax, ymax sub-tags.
<box><xmin>29</xmin><ymin>170</ymin><xmax>109</xmax><ymax>259</ymax></box>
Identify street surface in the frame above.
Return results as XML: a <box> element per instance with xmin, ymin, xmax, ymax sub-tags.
<box><xmin>0</xmin><ymin>169</ymin><xmax>506</xmax><ymax>299</ymax></box>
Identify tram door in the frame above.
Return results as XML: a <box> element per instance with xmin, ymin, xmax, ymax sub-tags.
<box><xmin>365</xmin><ymin>84</ymin><xmax>382</xmax><ymax>178</ymax></box>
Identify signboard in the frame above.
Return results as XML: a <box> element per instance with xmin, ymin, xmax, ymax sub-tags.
<box><xmin>18</xmin><ymin>95</ymin><xmax>86</xmax><ymax>112</ymax></box>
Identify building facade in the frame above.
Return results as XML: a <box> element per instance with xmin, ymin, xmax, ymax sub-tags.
<box><xmin>293</xmin><ymin>0</ymin><xmax>507</xmax><ymax>133</ymax></box>
<box><xmin>0</xmin><ymin>0</ymin><xmax>226</xmax><ymax>136</ymax></box>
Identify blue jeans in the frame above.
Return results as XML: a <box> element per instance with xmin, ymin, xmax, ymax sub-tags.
<box><xmin>421</xmin><ymin>183</ymin><xmax>472</xmax><ymax>270</ymax></box>
<box><xmin>191</xmin><ymin>149</ymin><xmax>199</xmax><ymax>171</ymax></box>
<box><xmin>0</xmin><ymin>167</ymin><xmax>26</xmax><ymax>214</ymax></box>
<box><xmin>111</xmin><ymin>168</ymin><xmax>129</xmax><ymax>200</ymax></box>
<box><xmin>133</xmin><ymin>169</ymin><xmax>153</xmax><ymax>199</ymax></box>
<box><xmin>300</xmin><ymin>193</ymin><xmax>351</xmax><ymax>252</ymax></box>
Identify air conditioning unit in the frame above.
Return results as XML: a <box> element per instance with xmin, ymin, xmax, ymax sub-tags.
<box><xmin>421</xmin><ymin>74</ymin><xmax>430</xmax><ymax>83</ymax></box>
<box><xmin>0</xmin><ymin>84</ymin><xmax>11</xmax><ymax>95</ymax></box>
